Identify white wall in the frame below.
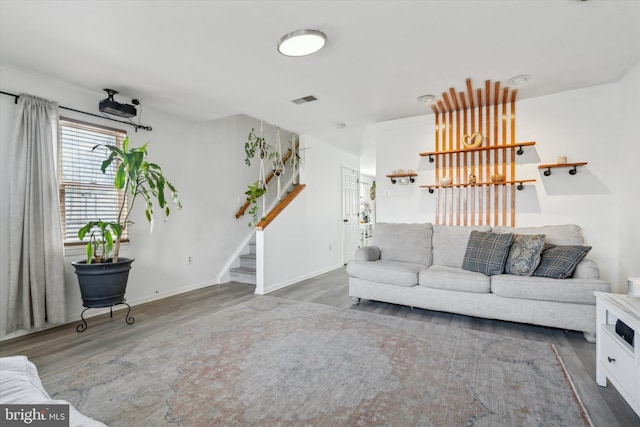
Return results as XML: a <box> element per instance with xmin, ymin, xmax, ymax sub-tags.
<box><xmin>375</xmin><ymin>82</ymin><xmax>628</xmax><ymax>292</ymax></box>
<box><xmin>186</xmin><ymin>114</ymin><xmax>295</xmax><ymax>284</ymax></box>
<box><xmin>617</xmin><ymin>60</ymin><xmax>640</xmax><ymax>286</ymax></box>
<box><xmin>0</xmin><ymin>65</ymin><xmax>352</xmax><ymax>339</ymax></box>
<box><xmin>258</xmin><ymin>135</ymin><xmax>359</xmax><ymax>294</ymax></box>
<box><xmin>375</xmin><ymin>115</ymin><xmax>435</xmax><ymax>223</ymax></box>
<box><xmin>0</xmin><ymin>65</ymin><xmax>198</xmax><ymax>338</ymax></box>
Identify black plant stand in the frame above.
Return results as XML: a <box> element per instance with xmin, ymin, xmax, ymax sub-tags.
<box><xmin>76</xmin><ymin>301</ymin><xmax>135</xmax><ymax>332</ymax></box>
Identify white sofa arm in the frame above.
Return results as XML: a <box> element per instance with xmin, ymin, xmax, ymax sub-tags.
<box><xmin>0</xmin><ymin>356</ymin><xmax>107</xmax><ymax>426</ymax></box>
<box><xmin>572</xmin><ymin>258</ymin><xmax>600</xmax><ymax>280</ymax></box>
<box><xmin>354</xmin><ymin>246</ymin><xmax>381</xmax><ymax>261</ymax></box>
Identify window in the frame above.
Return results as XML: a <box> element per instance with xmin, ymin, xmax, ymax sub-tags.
<box><xmin>58</xmin><ymin>118</ymin><xmax>128</xmax><ymax>245</ymax></box>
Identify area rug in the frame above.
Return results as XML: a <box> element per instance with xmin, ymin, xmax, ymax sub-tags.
<box><xmin>41</xmin><ymin>296</ymin><xmax>592</xmax><ymax>426</ymax></box>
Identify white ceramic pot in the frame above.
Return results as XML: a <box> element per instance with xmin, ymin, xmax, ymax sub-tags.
<box><xmin>628</xmin><ymin>277</ymin><xmax>640</xmax><ymax>298</ymax></box>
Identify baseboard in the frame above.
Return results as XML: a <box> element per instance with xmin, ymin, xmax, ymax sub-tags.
<box><xmin>257</xmin><ymin>263</ymin><xmax>343</xmax><ymax>295</ymax></box>
<box><xmin>67</xmin><ymin>279</ymin><xmax>219</xmax><ymax>321</ymax></box>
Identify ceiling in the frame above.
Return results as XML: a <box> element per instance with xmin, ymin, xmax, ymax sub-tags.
<box><xmin>1</xmin><ymin>0</ymin><xmax>639</xmax><ymax>163</ymax></box>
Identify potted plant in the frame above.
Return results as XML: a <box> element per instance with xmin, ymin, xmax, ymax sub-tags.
<box><xmin>244</xmin><ymin>180</ymin><xmax>267</xmax><ymax>227</ymax></box>
<box><xmin>244</xmin><ymin>127</ymin><xmax>269</xmax><ymax>166</ymax></box>
<box><xmin>72</xmin><ymin>137</ymin><xmax>181</xmax><ymax>309</ymax></box>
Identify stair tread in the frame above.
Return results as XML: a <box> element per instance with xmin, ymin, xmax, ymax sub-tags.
<box><xmin>239</xmin><ymin>253</ymin><xmax>256</xmax><ymax>259</ymax></box>
<box><xmin>230</xmin><ymin>266</ymin><xmax>256</xmax><ymax>273</ymax></box>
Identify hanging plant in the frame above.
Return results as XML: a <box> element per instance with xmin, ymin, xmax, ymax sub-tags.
<box><xmin>245</xmin><ymin>180</ymin><xmax>267</xmax><ymax>227</ymax></box>
<box><xmin>271</xmin><ymin>159</ymin><xmax>284</xmax><ymax>176</ymax></box>
<box><xmin>272</xmin><ymin>127</ymin><xmax>286</xmax><ymax>199</ymax></box>
<box><xmin>270</xmin><ymin>148</ymin><xmax>285</xmax><ymax>176</ymax></box>
<box><xmin>244</xmin><ymin>128</ymin><xmax>271</xmax><ymax>166</ymax></box>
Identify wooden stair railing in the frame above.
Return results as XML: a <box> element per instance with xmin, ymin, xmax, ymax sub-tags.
<box><xmin>235</xmin><ymin>142</ymin><xmax>300</xmax><ymax>219</ymax></box>
<box><xmin>256</xmin><ymin>184</ymin><xmax>306</xmax><ymax>230</ymax></box>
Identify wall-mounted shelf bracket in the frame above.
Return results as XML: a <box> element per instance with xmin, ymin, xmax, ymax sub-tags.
<box><xmin>538</xmin><ymin>162</ymin><xmax>588</xmax><ymax>176</ymax></box>
<box><xmin>419</xmin><ymin>141</ymin><xmax>535</xmax><ymax>159</ymax></box>
<box><xmin>390</xmin><ymin>176</ymin><xmax>415</xmax><ymax>184</ymax></box>
<box><xmin>387</xmin><ymin>173</ymin><xmax>417</xmax><ymax>184</ymax></box>
<box><xmin>421</xmin><ymin>179</ymin><xmax>535</xmax><ymax>194</ymax></box>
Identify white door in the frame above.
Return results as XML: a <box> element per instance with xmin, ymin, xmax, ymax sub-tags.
<box><xmin>342</xmin><ymin>166</ymin><xmax>360</xmax><ymax>263</ymax></box>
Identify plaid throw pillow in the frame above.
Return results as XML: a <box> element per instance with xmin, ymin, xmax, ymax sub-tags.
<box><xmin>533</xmin><ymin>244</ymin><xmax>592</xmax><ymax>279</ymax></box>
<box><xmin>462</xmin><ymin>231</ymin><xmax>514</xmax><ymax>276</ymax></box>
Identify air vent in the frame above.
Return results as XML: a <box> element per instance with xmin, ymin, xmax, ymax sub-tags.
<box><xmin>291</xmin><ymin>95</ymin><xmax>318</xmax><ymax>105</ymax></box>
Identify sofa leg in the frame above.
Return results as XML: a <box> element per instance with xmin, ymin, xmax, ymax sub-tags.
<box><xmin>583</xmin><ymin>331</ymin><xmax>596</xmax><ymax>343</ymax></box>
<box><xmin>350</xmin><ymin>297</ymin><xmax>361</xmax><ymax>305</ymax></box>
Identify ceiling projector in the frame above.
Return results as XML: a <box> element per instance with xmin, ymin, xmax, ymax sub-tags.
<box><xmin>99</xmin><ymin>89</ymin><xmax>137</xmax><ymax>118</ymax></box>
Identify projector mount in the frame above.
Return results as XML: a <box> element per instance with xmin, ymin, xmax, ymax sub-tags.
<box><xmin>98</xmin><ymin>89</ymin><xmax>152</xmax><ymax>132</ymax></box>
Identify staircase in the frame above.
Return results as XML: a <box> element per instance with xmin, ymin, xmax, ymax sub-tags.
<box><xmin>230</xmin><ymin>241</ymin><xmax>256</xmax><ymax>284</ymax></box>
<box><xmin>231</xmin><ymin>140</ymin><xmax>304</xmax><ymax>287</ymax></box>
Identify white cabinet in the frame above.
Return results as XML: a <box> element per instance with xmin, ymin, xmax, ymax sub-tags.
<box><xmin>595</xmin><ymin>292</ymin><xmax>640</xmax><ymax>416</ymax></box>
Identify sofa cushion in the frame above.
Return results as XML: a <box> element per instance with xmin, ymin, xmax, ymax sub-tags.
<box><xmin>346</xmin><ymin>260</ymin><xmax>423</xmax><ymax>287</ymax></box>
<box><xmin>462</xmin><ymin>231</ymin><xmax>514</xmax><ymax>276</ymax></box>
<box><xmin>432</xmin><ymin>225</ymin><xmax>492</xmax><ymax>268</ymax></box>
<box><xmin>493</xmin><ymin>224</ymin><xmax>584</xmax><ymax>245</ymax></box>
<box><xmin>504</xmin><ymin>234</ymin><xmax>546</xmax><ymax>276</ymax></box>
<box><xmin>491</xmin><ymin>274</ymin><xmax>611</xmax><ymax>305</ymax></box>
<box><xmin>373</xmin><ymin>222</ymin><xmax>433</xmax><ymax>265</ymax></box>
<box><xmin>419</xmin><ymin>265</ymin><xmax>491</xmax><ymax>293</ymax></box>
<box><xmin>533</xmin><ymin>244</ymin><xmax>592</xmax><ymax>279</ymax></box>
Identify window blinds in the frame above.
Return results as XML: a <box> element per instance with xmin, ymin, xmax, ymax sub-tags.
<box><xmin>58</xmin><ymin>118</ymin><xmax>128</xmax><ymax>244</ymax></box>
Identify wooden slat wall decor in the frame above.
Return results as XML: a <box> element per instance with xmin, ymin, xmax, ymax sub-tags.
<box><xmin>427</xmin><ymin>78</ymin><xmax>530</xmax><ymax>227</ymax></box>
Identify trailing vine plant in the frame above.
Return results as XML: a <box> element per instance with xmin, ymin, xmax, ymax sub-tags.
<box><xmin>242</xmin><ymin>123</ymin><xmax>299</xmax><ymax>227</ymax></box>
<box><xmin>245</xmin><ymin>181</ymin><xmax>267</xmax><ymax>227</ymax></box>
<box><xmin>244</xmin><ymin>123</ymin><xmax>272</xmax><ymax>227</ymax></box>
<box><xmin>244</xmin><ymin>127</ymin><xmax>269</xmax><ymax>166</ymax></box>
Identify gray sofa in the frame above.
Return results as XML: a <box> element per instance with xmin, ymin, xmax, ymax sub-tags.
<box><xmin>347</xmin><ymin>223</ymin><xmax>611</xmax><ymax>342</ymax></box>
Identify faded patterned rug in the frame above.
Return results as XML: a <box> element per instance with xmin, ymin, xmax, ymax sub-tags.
<box><xmin>41</xmin><ymin>296</ymin><xmax>591</xmax><ymax>426</ymax></box>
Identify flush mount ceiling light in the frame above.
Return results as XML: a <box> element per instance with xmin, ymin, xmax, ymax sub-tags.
<box><xmin>508</xmin><ymin>75</ymin><xmax>531</xmax><ymax>85</ymax></box>
<box><xmin>417</xmin><ymin>94</ymin><xmax>436</xmax><ymax>103</ymax></box>
<box><xmin>277</xmin><ymin>29</ymin><xmax>327</xmax><ymax>57</ymax></box>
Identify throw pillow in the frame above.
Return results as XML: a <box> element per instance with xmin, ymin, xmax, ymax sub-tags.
<box><xmin>462</xmin><ymin>231</ymin><xmax>514</xmax><ymax>276</ymax></box>
<box><xmin>532</xmin><ymin>244</ymin><xmax>592</xmax><ymax>279</ymax></box>
<box><xmin>504</xmin><ymin>234</ymin><xmax>546</xmax><ymax>276</ymax></box>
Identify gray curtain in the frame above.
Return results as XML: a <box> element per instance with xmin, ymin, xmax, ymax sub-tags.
<box><xmin>6</xmin><ymin>94</ymin><xmax>66</xmax><ymax>333</ymax></box>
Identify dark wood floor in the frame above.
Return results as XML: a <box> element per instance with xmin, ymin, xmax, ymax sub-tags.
<box><xmin>2</xmin><ymin>267</ymin><xmax>638</xmax><ymax>427</ymax></box>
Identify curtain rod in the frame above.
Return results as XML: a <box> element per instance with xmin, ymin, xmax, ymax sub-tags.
<box><xmin>0</xmin><ymin>90</ymin><xmax>152</xmax><ymax>132</ymax></box>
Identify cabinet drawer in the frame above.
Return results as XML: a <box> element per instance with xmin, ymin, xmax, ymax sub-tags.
<box><xmin>600</xmin><ymin>325</ymin><xmax>638</xmax><ymax>400</ymax></box>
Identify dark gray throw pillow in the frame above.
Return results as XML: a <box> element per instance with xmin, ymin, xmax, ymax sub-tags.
<box><xmin>532</xmin><ymin>244</ymin><xmax>592</xmax><ymax>279</ymax></box>
<box><xmin>504</xmin><ymin>234</ymin><xmax>546</xmax><ymax>276</ymax></box>
<box><xmin>462</xmin><ymin>231</ymin><xmax>514</xmax><ymax>276</ymax></box>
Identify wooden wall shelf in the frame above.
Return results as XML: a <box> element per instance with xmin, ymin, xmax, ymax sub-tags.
<box><xmin>424</xmin><ymin>78</ymin><xmax>534</xmax><ymax>227</ymax></box>
<box><xmin>386</xmin><ymin>172</ymin><xmax>417</xmax><ymax>184</ymax></box>
<box><xmin>421</xmin><ymin>179</ymin><xmax>536</xmax><ymax>193</ymax></box>
<box><xmin>419</xmin><ymin>141</ymin><xmax>536</xmax><ymax>162</ymax></box>
<box><xmin>538</xmin><ymin>162</ymin><xmax>587</xmax><ymax>176</ymax></box>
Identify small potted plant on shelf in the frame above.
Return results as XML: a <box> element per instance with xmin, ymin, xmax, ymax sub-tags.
<box><xmin>71</xmin><ymin>137</ymin><xmax>181</xmax><ymax>309</ymax></box>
